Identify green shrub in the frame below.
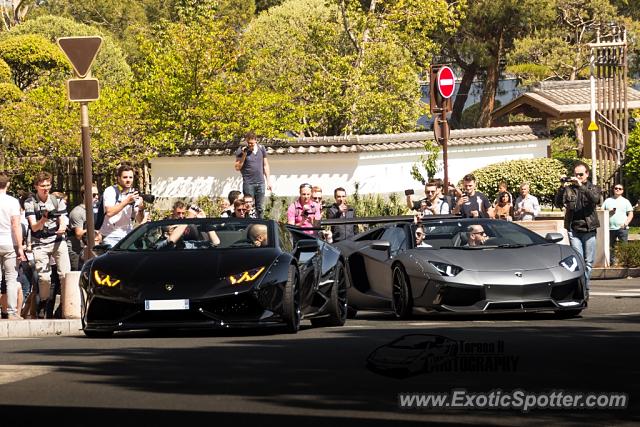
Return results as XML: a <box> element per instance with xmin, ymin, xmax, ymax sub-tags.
<box><xmin>0</xmin><ymin>82</ymin><xmax>22</xmax><ymax>103</ymax></box>
<box><xmin>471</xmin><ymin>158</ymin><xmax>569</xmax><ymax>205</ymax></box>
<box><xmin>614</xmin><ymin>241</ymin><xmax>640</xmax><ymax>268</ymax></box>
<box><xmin>0</xmin><ymin>58</ymin><xmax>11</xmax><ymax>83</ymax></box>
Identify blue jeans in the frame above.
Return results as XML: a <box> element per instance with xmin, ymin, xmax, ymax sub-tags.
<box><xmin>243</xmin><ymin>182</ymin><xmax>265</xmax><ymax>218</ymax></box>
<box><xmin>568</xmin><ymin>231</ymin><xmax>596</xmax><ymax>291</ymax></box>
<box><xmin>609</xmin><ymin>228</ymin><xmax>629</xmax><ymax>266</ymax></box>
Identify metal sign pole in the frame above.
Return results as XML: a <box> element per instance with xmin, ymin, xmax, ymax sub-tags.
<box><xmin>80</xmin><ymin>101</ymin><xmax>96</xmax><ymax>260</ymax></box>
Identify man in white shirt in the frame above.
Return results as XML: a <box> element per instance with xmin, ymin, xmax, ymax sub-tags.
<box><xmin>0</xmin><ymin>173</ymin><xmax>26</xmax><ymax>319</ymax></box>
<box><xmin>99</xmin><ymin>164</ymin><xmax>146</xmax><ymax>247</ymax></box>
<box><xmin>602</xmin><ymin>184</ymin><xmax>634</xmax><ymax>265</ymax></box>
<box><xmin>514</xmin><ymin>182</ymin><xmax>540</xmax><ymax>221</ymax></box>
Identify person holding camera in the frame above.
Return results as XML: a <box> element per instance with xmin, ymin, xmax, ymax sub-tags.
<box><xmin>554</xmin><ymin>161</ymin><xmax>601</xmax><ymax>294</ymax></box>
<box><xmin>99</xmin><ymin>164</ymin><xmax>147</xmax><ymax>247</ymax></box>
<box><xmin>24</xmin><ymin>172</ymin><xmax>70</xmax><ymax>315</ymax></box>
<box><xmin>234</xmin><ymin>131</ymin><xmax>272</xmax><ymax>218</ymax></box>
<box><xmin>68</xmin><ymin>183</ymin><xmax>101</xmax><ymax>270</ymax></box>
<box><xmin>326</xmin><ymin>187</ymin><xmax>357</xmax><ymax>242</ymax></box>
<box><xmin>406</xmin><ymin>181</ymin><xmax>450</xmax><ymax>216</ymax></box>
<box><xmin>287</xmin><ymin>183</ymin><xmax>321</xmax><ymax>235</ymax></box>
<box><xmin>602</xmin><ymin>184</ymin><xmax>634</xmax><ymax>265</ymax></box>
<box><xmin>452</xmin><ymin>174</ymin><xmax>491</xmax><ymax>218</ymax></box>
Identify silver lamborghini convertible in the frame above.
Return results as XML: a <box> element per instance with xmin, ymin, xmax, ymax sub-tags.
<box><xmin>334</xmin><ymin>217</ymin><xmax>587</xmax><ymax>318</ymax></box>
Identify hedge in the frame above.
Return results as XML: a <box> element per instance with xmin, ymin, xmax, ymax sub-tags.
<box><xmin>470</xmin><ymin>157</ymin><xmax>608</xmax><ymax>205</ymax></box>
<box><xmin>614</xmin><ymin>241</ymin><xmax>640</xmax><ymax>268</ymax></box>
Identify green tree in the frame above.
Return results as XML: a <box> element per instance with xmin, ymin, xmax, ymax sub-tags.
<box><xmin>436</xmin><ymin>0</ymin><xmax>555</xmax><ymax>128</ymax></box>
<box><xmin>243</xmin><ymin>0</ymin><xmax>432</xmax><ymax>136</ymax></box>
<box><xmin>508</xmin><ymin>0</ymin><xmax>618</xmax><ymax>84</ymax></box>
<box><xmin>6</xmin><ymin>15</ymin><xmax>132</xmax><ymax>86</ymax></box>
<box><xmin>0</xmin><ymin>34</ymin><xmax>70</xmax><ymax>90</ymax></box>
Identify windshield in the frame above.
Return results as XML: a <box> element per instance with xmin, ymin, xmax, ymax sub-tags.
<box><xmin>412</xmin><ymin>220</ymin><xmax>548</xmax><ymax>249</ymax></box>
<box><xmin>115</xmin><ymin>219</ymin><xmax>273</xmax><ymax>251</ymax></box>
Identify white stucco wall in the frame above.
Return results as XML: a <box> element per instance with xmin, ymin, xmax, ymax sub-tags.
<box><xmin>150</xmin><ymin>138</ymin><xmax>550</xmax><ymax>199</ymax></box>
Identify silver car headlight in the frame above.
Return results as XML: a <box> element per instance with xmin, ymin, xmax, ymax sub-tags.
<box><xmin>560</xmin><ymin>255</ymin><xmax>580</xmax><ymax>272</ymax></box>
<box><xmin>429</xmin><ymin>261</ymin><xmax>462</xmax><ymax>277</ymax></box>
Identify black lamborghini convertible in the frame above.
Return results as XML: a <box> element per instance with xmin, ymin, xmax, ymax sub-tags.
<box><xmin>80</xmin><ymin>218</ymin><xmax>348</xmax><ymax>337</ymax></box>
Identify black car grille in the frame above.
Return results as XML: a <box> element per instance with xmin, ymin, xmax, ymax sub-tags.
<box><xmin>484</xmin><ymin>282</ymin><xmax>551</xmax><ymax>300</ymax></box>
<box><xmin>88</xmin><ymin>293</ymin><xmax>265</xmax><ymax>325</ymax></box>
<box><xmin>86</xmin><ymin>297</ymin><xmax>138</xmax><ymax>322</ymax></box>
<box><xmin>438</xmin><ymin>285</ymin><xmax>485</xmax><ymax>307</ymax></box>
<box><xmin>198</xmin><ymin>294</ymin><xmax>264</xmax><ymax>318</ymax></box>
<box><xmin>551</xmin><ymin>279</ymin><xmax>584</xmax><ymax>301</ymax></box>
<box><xmin>485</xmin><ymin>301</ymin><xmax>557</xmax><ymax>311</ymax></box>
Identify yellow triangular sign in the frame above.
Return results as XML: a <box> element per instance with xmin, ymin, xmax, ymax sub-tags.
<box><xmin>57</xmin><ymin>36</ymin><xmax>102</xmax><ymax>78</ymax></box>
<box><xmin>588</xmin><ymin>121</ymin><xmax>599</xmax><ymax>131</ymax></box>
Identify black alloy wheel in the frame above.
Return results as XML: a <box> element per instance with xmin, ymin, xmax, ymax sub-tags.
<box><xmin>311</xmin><ymin>261</ymin><xmax>348</xmax><ymax>327</ymax></box>
<box><xmin>283</xmin><ymin>264</ymin><xmax>301</xmax><ymax>333</ymax></box>
<box><xmin>392</xmin><ymin>265</ymin><xmax>413</xmax><ymax>319</ymax></box>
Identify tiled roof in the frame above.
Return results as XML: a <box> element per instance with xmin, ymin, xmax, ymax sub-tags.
<box><xmin>493</xmin><ymin>80</ymin><xmax>640</xmax><ymax>119</ymax></box>
<box><xmin>172</xmin><ymin>125</ymin><xmax>549</xmax><ymax>157</ymax></box>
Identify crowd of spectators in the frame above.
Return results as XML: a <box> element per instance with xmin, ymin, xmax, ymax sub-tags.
<box><xmin>1</xmin><ymin>132</ymin><xmax>637</xmax><ymax>320</ymax></box>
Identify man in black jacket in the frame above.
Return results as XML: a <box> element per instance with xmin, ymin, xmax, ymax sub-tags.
<box><xmin>554</xmin><ymin>161</ymin><xmax>601</xmax><ymax>296</ymax></box>
<box><xmin>326</xmin><ymin>187</ymin><xmax>357</xmax><ymax>242</ymax></box>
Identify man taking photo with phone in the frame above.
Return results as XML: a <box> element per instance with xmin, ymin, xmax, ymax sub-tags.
<box><xmin>326</xmin><ymin>187</ymin><xmax>357</xmax><ymax>242</ymax></box>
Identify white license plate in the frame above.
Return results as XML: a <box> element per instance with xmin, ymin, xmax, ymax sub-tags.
<box><xmin>144</xmin><ymin>299</ymin><xmax>190</xmax><ymax>311</ymax></box>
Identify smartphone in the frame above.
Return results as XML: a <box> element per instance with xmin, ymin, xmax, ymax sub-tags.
<box><xmin>404</xmin><ymin>189</ymin><xmax>415</xmax><ymax>196</ymax></box>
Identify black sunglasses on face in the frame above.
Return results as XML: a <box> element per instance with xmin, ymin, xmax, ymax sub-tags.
<box><xmin>574</xmin><ymin>173</ymin><xmax>585</xmax><ymax>177</ymax></box>
<box><xmin>614</xmin><ymin>187</ymin><xmax>623</xmax><ymax>190</ymax></box>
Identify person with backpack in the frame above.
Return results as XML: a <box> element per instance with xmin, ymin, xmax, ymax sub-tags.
<box><xmin>68</xmin><ymin>183</ymin><xmax>101</xmax><ymax>270</ymax></box>
<box><xmin>23</xmin><ymin>171</ymin><xmax>70</xmax><ymax>315</ymax></box>
<box><xmin>98</xmin><ymin>164</ymin><xmax>146</xmax><ymax>247</ymax></box>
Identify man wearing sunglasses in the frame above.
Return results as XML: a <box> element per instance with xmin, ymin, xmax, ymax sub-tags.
<box><xmin>602</xmin><ymin>184</ymin><xmax>634</xmax><ymax>265</ymax></box>
<box><xmin>68</xmin><ymin>183</ymin><xmax>101</xmax><ymax>270</ymax></box>
<box><xmin>554</xmin><ymin>161</ymin><xmax>601</xmax><ymax>296</ymax></box>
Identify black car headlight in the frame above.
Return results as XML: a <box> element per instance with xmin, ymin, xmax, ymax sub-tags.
<box><xmin>93</xmin><ymin>270</ymin><xmax>122</xmax><ymax>287</ymax></box>
<box><xmin>429</xmin><ymin>261</ymin><xmax>462</xmax><ymax>277</ymax></box>
<box><xmin>559</xmin><ymin>255</ymin><xmax>580</xmax><ymax>272</ymax></box>
<box><xmin>228</xmin><ymin>267</ymin><xmax>265</xmax><ymax>285</ymax></box>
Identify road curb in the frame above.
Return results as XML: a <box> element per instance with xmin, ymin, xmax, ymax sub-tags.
<box><xmin>0</xmin><ymin>320</ymin><xmax>83</xmax><ymax>338</ymax></box>
<box><xmin>592</xmin><ymin>267</ymin><xmax>640</xmax><ymax>280</ymax></box>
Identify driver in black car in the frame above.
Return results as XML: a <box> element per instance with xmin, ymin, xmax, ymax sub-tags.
<box><xmin>232</xmin><ymin>224</ymin><xmax>268</xmax><ymax>247</ymax></box>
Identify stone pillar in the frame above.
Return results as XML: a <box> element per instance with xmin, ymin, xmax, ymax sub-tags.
<box><xmin>61</xmin><ymin>271</ymin><xmax>82</xmax><ymax>319</ymax></box>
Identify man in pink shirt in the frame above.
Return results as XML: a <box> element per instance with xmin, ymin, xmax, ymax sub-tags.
<box><xmin>287</xmin><ymin>183</ymin><xmax>322</xmax><ymax>234</ymax></box>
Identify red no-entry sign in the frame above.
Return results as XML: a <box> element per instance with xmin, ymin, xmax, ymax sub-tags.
<box><xmin>436</xmin><ymin>66</ymin><xmax>456</xmax><ymax>99</ymax></box>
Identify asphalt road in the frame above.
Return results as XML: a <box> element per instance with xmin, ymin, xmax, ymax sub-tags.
<box><xmin>1</xmin><ymin>278</ymin><xmax>639</xmax><ymax>426</ymax></box>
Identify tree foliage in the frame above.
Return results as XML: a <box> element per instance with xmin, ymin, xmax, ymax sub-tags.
<box><xmin>0</xmin><ymin>34</ymin><xmax>70</xmax><ymax>90</ymax></box>
<box><xmin>7</xmin><ymin>15</ymin><xmax>132</xmax><ymax>86</ymax></box>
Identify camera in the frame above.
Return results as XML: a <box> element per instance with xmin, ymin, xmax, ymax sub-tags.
<box><xmin>425</xmin><ymin>200</ymin><xmax>432</xmax><ymax>208</ymax></box>
<box><xmin>404</xmin><ymin>189</ymin><xmax>415</xmax><ymax>196</ymax></box>
<box><xmin>140</xmin><ymin>194</ymin><xmax>155</xmax><ymax>204</ymax></box>
<box><xmin>560</xmin><ymin>176</ymin><xmax>573</xmax><ymax>183</ymax></box>
<box><xmin>189</xmin><ymin>204</ymin><xmax>202</xmax><ymax>213</ymax></box>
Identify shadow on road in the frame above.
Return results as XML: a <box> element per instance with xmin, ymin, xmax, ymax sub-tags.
<box><xmin>11</xmin><ymin>318</ymin><xmax>640</xmax><ymax>424</ymax></box>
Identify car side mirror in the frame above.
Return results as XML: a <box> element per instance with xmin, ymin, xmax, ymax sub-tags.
<box><xmin>371</xmin><ymin>241</ymin><xmax>391</xmax><ymax>251</ymax></box>
<box><xmin>297</xmin><ymin>239</ymin><xmax>319</xmax><ymax>252</ymax></box>
<box><xmin>92</xmin><ymin>243</ymin><xmax>111</xmax><ymax>256</ymax></box>
<box><xmin>544</xmin><ymin>233</ymin><xmax>564</xmax><ymax>243</ymax></box>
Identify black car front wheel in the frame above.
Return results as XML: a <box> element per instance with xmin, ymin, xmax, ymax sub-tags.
<box><xmin>392</xmin><ymin>265</ymin><xmax>413</xmax><ymax>319</ymax></box>
<box><xmin>311</xmin><ymin>261</ymin><xmax>348</xmax><ymax>327</ymax></box>
<box><xmin>283</xmin><ymin>264</ymin><xmax>301</xmax><ymax>333</ymax></box>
